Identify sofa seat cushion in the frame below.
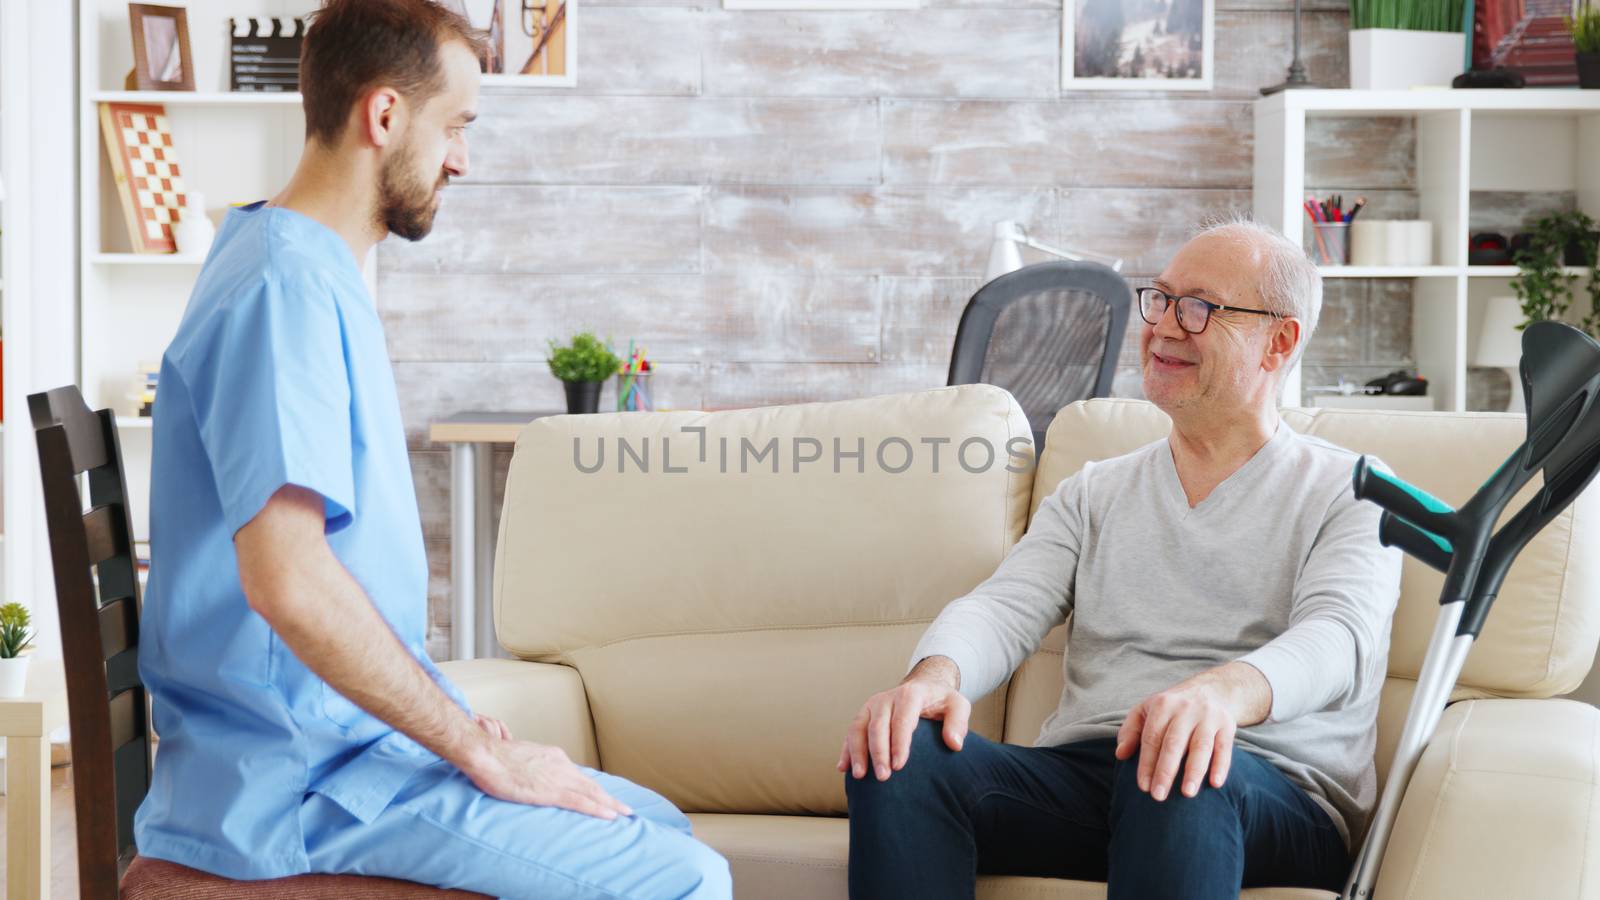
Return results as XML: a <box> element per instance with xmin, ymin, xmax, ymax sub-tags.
<box><xmin>687</xmin><ymin>813</ymin><xmax>1338</xmax><ymax>900</ymax></box>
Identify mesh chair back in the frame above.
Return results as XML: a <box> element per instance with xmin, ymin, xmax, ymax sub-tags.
<box><xmin>948</xmin><ymin>261</ymin><xmax>1132</xmax><ymax>449</ymax></box>
<box><xmin>29</xmin><ymin>386</ymin><xmax>150</xmax><ymax>900</ymax></box>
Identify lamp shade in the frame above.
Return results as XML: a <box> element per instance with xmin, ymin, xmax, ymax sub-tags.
<box><xmin>1475</xmin><ymin>296</ymin><xmax>1525</xmax><ymax>369</ymax></box>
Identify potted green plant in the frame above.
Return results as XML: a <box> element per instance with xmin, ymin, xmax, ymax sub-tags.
<box><xmin>0</xmin><ymin>602</ymin><xmax>35</xmax><ymax>698</ymax></box>
<box><xmin>1510</xmin><ymin>210</ymin><xmax>1600</xmax><ymax>338</ymax></box>
<box><xmin>1348</xmin><ymin>0</ymin><xmax>1467</xmax><ymax>89</ymax></box>
<box><xmin>547</xmin><ymin>332</ymin><xmax>621</xmax><ymax>414</ymax></box>
<box><xmin>1572</xmin><ymin>0</ymin><xmax>1600</xmax><ymax>88</ymax></box>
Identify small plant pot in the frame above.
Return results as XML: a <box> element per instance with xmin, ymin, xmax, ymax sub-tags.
<box><xmin>0</xmin><ymin>656</ymin><xmax>31</xmax><ymax>699</ymax></box>
<box><xmin>563</xmin><ymin>380</ymin><xmax>603</xmax><ymax>415</ymax></box>
<box><xmin>1348</xmin><ymin>29</ymin><xmax>1466</xmax><ymax>90</ymax></box>
<box><xmin>1578</xmin><ymin>52</ymin><xmax>1600</xmax><ymax>89</ymax></box>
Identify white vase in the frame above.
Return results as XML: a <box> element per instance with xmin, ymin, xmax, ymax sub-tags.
<box><xmin>1348</xmin><ymin>29</ymin><xmax>1467</xmax><ymax>90</ymax></box>
<box><xmin>0</xmin><ymin>656</ymin><xmax>30</xmax><ymax>699</ymax></box>
<box><xmin>173</xmin><ymin>190</ymin><xmax>216</xmax><ymax>258</ymax></box>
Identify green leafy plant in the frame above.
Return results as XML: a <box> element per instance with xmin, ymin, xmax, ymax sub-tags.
<box><xmin>1350</xmin><ymin>0</ymin><xmax>1463</xmax><ymax>31</ymax></box>
<box><xmin>1571</xmin><ymin>0</ymin><xmax>1600</xmax><ymax>54</ymax></box>
<box><xmin>0</xmin><ymin>603</ymin><xmax>33</xmax><ymax>659</ymax></box>
<box><xmin>546</xmin><ymin>332</ymin><xmax>622</xmax><ymax>384</ymax></box>
<box><xmin>1510</xmin><ymin>210</ymin><xmax>1600</xmax><ymax>338</ymax></box>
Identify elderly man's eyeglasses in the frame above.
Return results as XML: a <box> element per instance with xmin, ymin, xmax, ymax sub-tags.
<box><xmin>1137</xmin><ymin>287</ymin><xmax>1281</xmax><ymax>335</ymax></box>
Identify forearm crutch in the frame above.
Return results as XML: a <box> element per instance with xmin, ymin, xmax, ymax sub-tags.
<box><xmin>1340</xmin><ymin>320</ymin><xmax>1600</xmax><ymax>899</ymax></box>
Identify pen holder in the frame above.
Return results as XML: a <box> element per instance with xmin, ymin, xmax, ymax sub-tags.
<box><xmin>1311</xmin><ymin>223</ymin><xmax>1350</xmax><ymax>266</ymax></box>
<box><xmin>616</xmin><ymin>372</ymin><xmax>653</xmax><ymax>412</ymax></box>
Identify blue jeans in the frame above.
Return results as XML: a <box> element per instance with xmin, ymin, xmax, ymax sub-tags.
<box><xmin>845</xmin><ymin>720</ymin><xmax>1348</xmax><ymax>899</ymax></box>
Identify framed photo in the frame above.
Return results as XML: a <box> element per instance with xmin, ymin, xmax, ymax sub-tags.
<box><xmin>446</xmin><ymin>0</ymin><xmax>577</xmax><ymax>87</ymax></box>
<box><xmin>722</xmin><ymin>0</ymin><xmax>918</xmax><ymax>9</ymax></box>
<box><xmin>127</xmin><ymin>3</ymin><xmax>195</xmax><ymax>92</ymax></box>
<box><xmin>1472</xmin><ymin>0</ymin><xmax>1577</xmax><ymax>86</ymax></box>
<box><xmin>1062</xmin><ymin>0</ymin><xmax>1214</xmax><ymax>91</ymax></box>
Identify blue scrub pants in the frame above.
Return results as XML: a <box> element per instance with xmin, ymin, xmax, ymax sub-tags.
<box><xmin>300</xmin><ymin>760</ymin><xmax>731</xmax><ymax>900</ymax></box>
<box><xmin>846</xmin><ymin>720</ymin><xmax>1349</xmax><ymax>899</ymax></box>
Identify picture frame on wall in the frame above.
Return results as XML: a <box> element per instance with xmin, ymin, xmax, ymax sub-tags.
<box><xmin>445</xmin><ymin>0</ymin><xmax>578</xmax><ymax>87</ymax></box>
<box><xmin>126</xmin><ymin>3</ymin><xmax>195</xmax><ymax>92</ymax></box>
<box><xmin>1062</xmin><ymin>0</ymin><xmax>1214</xmax><ymax>91</ymax></box>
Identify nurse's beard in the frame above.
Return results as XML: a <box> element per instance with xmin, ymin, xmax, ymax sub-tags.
<box><xmin>378</xmin><ymin>143</ymin><xmax>441</xmax><ymax>242</ymax></box>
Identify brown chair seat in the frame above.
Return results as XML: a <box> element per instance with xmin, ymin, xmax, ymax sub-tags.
<box><xmin>120</xmin><ymin>856</ymin><xmax>490</xmax><ymax>898</ymax></box>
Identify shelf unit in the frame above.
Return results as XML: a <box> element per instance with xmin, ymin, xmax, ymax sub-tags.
<box><xmin>1255</xmin><ymin>89</ymin><xmax>1600</xmax><ymax>410</ymax></box>
<box><xmin>79</xmin><ymin>0</ymin><xmax>318</xmax><ymax>541</ymax></box>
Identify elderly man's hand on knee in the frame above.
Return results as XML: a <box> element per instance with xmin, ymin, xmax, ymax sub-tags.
<box><xmin>838</xmin><ymin>655</ymin><xmax>971</xmax><ymax>782</ymax></box>
<box><xmin>1114</xmin><ymin>660</ymin><xmax>1273</xmax><ymax>802</ymax></box>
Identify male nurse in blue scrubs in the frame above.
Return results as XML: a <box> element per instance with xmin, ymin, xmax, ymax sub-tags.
<box><xmin>135</xmin><ymin>2</ymin><xmax>730</xmax><ymax>897</ymax></box>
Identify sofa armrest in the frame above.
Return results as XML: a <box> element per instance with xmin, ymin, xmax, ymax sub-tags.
<box><xmin>1375</xmin><ymin>698</ymin><xmax>1599</xmax><ymax>898</ymax></box>
<box><xmin>435</xmin><ymin>658</ymin><xmax>599</xmax><ymax>767</ymax></box>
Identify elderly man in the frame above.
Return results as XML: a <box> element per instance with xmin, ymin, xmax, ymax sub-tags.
<box><xmin>839</xmin><ymin>219</ymin><xmax>1401</xmax><ymax>898</ymax></box>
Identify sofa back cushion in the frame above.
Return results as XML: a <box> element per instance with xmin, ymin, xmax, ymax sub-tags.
<box><xmin>494</xmin><ymin>385</ymin><xmax>1034</xmax><ymax>815</ymax></box>
<box><xmin>1007</xmin><ymin>399</ymin><xmax>1600</xmax><ymax>788</ymax></box>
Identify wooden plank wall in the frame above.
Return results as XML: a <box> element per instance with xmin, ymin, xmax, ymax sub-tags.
<box><xmin>375</xmin><ymin>0</ymin><xmax>1426</xmax><ymax>655</ymax></box>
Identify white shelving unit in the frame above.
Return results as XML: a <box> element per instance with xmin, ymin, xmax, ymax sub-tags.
<box><xmin>1254</xmin><ymin>89</ymin><xmax>1600</xmax><ymax>410</ymax></box>
<box><xmin>79</xmin><ymin>0</ymin><xmax>316</xmax><ymax>541</ymax></box>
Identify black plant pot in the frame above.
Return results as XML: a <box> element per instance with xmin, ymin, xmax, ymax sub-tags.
<box><xmin>563</xmin><ymin>380</ymin><xmax>603</xmax><ymax>414</ymax></box>
<box><xmin>1579</xmin><ymin>52</ymin><xmax>1600</xmax><ymax>89</ymax></box>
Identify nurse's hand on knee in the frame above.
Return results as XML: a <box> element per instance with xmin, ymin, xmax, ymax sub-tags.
<box><xmin>474</xmin><ymin>714</ymin><xmax>512</xmax><ymax>741</ymax></box>
<box><xmin>837</xmin><ymin>656</ymin><xmax>970</xmax><ymax>783</ymax></box>
<box><xmin>461</xmin><ymin>739</ymin><xmax>635</xmax><ymax>821</ymax></box>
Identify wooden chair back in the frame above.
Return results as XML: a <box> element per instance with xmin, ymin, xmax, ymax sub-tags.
<box><xmin>28</xmin><ymin>386</ymin><xmax>151</xmax><ymax>900</ymax></box>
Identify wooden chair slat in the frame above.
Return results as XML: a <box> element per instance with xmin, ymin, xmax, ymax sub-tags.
<box><xmin>27</xmin><ymin>388</ymin><xmax>111</xmax><ymax>474</ymax></box>
<box><xmin>108</xmin><ymin>688</ymin><xmax>142</xmax><ymax>754</ymax></box>
<box><xmin>82</xmin><ymin>505</ymin><xmax>127</xmax><ymax>569</ymax></box>
<box><xmin>98</xmin><ymin>597</ymin><xmax>137</xmax><ymax>662</ymax></box>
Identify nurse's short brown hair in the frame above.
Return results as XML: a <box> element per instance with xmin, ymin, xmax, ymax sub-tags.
<box><xmin>300</xmin><ymin>0</ymin><xmax>488</xmax><ymax>145</ymax></box>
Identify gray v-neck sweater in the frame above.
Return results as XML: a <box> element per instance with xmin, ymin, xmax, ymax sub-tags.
<box><xmin>911</xmin><ymin>422</ymin><xmax>1403</xmax><ymax>850</ymax></box>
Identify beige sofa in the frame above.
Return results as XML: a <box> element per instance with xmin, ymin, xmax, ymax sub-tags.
<box><xmin>438</xmin><ymin>386</ymin><xmax>1600</xmax><ymax>899</ymax></box>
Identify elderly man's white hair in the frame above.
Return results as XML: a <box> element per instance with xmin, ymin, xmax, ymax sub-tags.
<box><xmin>1193</xmin><ymin>215</ymin><xmax>1322</xmax><ymax>369</ymax></box>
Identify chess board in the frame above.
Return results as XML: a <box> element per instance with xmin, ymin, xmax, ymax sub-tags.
<box><xmin>99</xmin><ymin>102</ymin><xmax>188</xmax><ymax>253</ymax></box>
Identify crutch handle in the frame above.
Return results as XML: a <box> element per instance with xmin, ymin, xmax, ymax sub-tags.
<box><xmin>1352</xmin><ymin>457</ymin><xmax>1456</xmax><ymax>534</ymax></box>
<box><xmin>1378</xmin><ymin>511</ymin><xmax>1453</xmax><ymax>572</ymax></box>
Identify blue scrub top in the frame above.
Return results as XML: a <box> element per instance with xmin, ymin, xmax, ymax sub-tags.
<box><xmin>136</xmin><ymin>202</ymin><xmax>468</xmax><ymax>880</ymax></box>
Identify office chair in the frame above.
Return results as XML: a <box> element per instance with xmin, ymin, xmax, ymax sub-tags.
<box><xmin>947</xmin><ymin>261</ymin><xmax>1132</xmax><ymax>451</ymax></box>
<box><xmin>30</xmin><ymin>385</ymin><xmax>484</xmax><ymax>899</ymax></box>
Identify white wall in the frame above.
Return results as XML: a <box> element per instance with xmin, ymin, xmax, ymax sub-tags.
<box><xmin>2</xmin><ymin>0</ymin><xmax>83</xmax><ymax>660</ymax></box>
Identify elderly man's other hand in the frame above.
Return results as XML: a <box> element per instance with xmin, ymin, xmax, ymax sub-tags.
<box><xmin>838</xmin><ymin>655</ymin><xmax>970</xmax><ymax>782</ymax></box>
<box><xmin>1113</xmin><ymin>661</ymin><xmax>1272</xmax><ymax>801</ymax></box>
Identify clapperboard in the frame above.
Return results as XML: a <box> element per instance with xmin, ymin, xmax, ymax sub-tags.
<box><xmin>230</xmin><ymin>17</ymin><xmax>305</xmax><ymax>92</ymax></box>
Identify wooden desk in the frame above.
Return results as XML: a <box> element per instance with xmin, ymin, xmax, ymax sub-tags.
<box><xmin>429</xmin><ymin>411</ymin><xmax>561</xmax><ymax>660</ymax></box>
<box><xmin>0</xmin><ymin>658</ymin><xmax>67</xmax><ymax>900</ymax></box>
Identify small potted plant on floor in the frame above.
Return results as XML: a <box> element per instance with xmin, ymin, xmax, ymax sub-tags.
<box><xmin>548</xmin><ymin>332</ymin><xmax>622</xmax><ymax>414</ymax></box>
<box><xmin>0</xmin><ymin>602</ymin><xmax>35</xmax><ymax>698</ymax></box>
<box><xmin>1573</xmin><ymin>0</ymin><xmax>1600</xmax><ymax>88</ymax></box>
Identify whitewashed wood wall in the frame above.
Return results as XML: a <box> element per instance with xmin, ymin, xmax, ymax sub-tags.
<box><xmin>374</xmin><ymin>0</ymin><xmax>1431</xmax><ymax>655</ymax></box>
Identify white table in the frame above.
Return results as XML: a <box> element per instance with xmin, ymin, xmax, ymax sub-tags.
<box><xmin>429</xmin><ymin>411</ymin><xmax>560</xmax><ymax>660</ymax></box>
<box><xmin>0</xmin><ymin>659</ymin><xmax>68</xmax><ymax>900</ymax></box>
